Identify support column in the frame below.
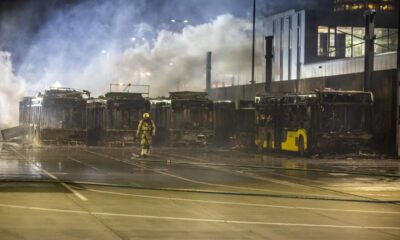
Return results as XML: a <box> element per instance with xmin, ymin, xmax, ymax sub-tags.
<box><xmin>396</xmin><ymin>5</ymin><xmax>400</xmax><ymax>156</ymax></box>
<box><xmin>363</xmin><ymin>10</ymin><xmax>376</xmax><ymax>92</ymax></box>
<box><xmin>265</xmin><ymin>36</ymin><xmax>274</xmax><ymax>94</ymax></box>
<box><xmin>206</xmin><ymin>52</ymin><xmax>212</xmax><ymax>95</ymax></box>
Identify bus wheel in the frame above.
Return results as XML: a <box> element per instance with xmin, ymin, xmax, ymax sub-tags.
<box><xmin>298</xmin><ymin>136</ymin><xmax>305</xmax><ymax>156</ymax></box>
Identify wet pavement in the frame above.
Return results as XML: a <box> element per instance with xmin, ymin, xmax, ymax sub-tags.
<box><xmin>0</xmin><ymin>142</ymin><xmax>400</xmax><ymax>239</ymax></box>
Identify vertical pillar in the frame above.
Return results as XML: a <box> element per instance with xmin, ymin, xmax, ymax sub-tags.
<box><xmin>206</xmin><ymin>52</ymin><xmax>212</xmax><ymax>94</ymax></box>
<box><xmin>265</xmin><ymin>36</ymin><xmax>274</xmax><ymax>94</ymax></box>
<box><xmin>250</xmin><ymin>0</ymin><xmax>256</xmax><ymax>84</ymax></box>
<box><xmin>396</xmin><ymin>5</ymin><xmax>400</xmax><ymax>156</ymax></box>
<box><xmin>363</xmin><ymin>10</ymin><xmax>376</xmax><ymax>92</ymax></box>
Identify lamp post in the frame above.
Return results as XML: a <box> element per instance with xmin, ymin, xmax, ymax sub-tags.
<box><xmin>250</xmin><ymin>0</ymin><xmax>256</xmax><ymax>84</ymax></box>
<box><xmin>170</xmin><ymin>18</ymin><xmax>190</xmax><ymax>31</ymax></box>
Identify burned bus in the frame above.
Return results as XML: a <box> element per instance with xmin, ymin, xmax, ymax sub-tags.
<box><xmin>151</xmin><ymin>91</ymin><xmax>214</xmax><ymax>146</ymax></box>
<box><xmin>234</xmin><ymin>100</ymin><xmax>256</xmax><ymax>148</ymax></box>
<box><xmin>87</xmin><ymin>92</ymin><xmax>150</xmax><ymax>146</ymax></box>
<box><xmin>213</xmin><ymin>100</ymin><xmax>235</xmax><ymax>145</ymax></box>
<box><xmin>150</xmin><ymin>98</ymin><xmax>171</xmax><ymax>145</ymax></box>
<box><xmin>255</xmin><ymin>89</ymin><xmax>373</xmax><ymax>155</ymax></box>
<box><xmin>25</xmin><ymin>88</ymin><xmax>89</xmax><ymax>145</ymax></box>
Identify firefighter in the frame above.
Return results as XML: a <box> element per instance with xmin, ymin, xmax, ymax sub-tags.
<box><xmin>136</xmin><ymin>112</ymin><xmax>156</xmax><ymax>157</ymax></box>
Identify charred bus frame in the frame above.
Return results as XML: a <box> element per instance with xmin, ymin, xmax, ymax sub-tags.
<box><xmin>255</xmin><ymin>89</ymin><xmax>373</xmax><ymax>154</ymax></box>
<box><xmin>24</xmin><ymin>88</ymin><xmax>90</xmax><ymax>145</ymax></box>
<box><xmin>151</xmin><ymin>91</ymin><xmax>214</xmax><ymax>146</ymax></box>
<box><xmin>87</xmin><ymin>92</ymin><xmax>150</xmax><ymax>146</ymax></box>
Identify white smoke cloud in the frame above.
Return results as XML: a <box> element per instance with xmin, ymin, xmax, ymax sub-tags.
<box><xmin>18</xmin><ymin>6</ymin><xmax>263</xmax><ymax>97</ymax></box>
<box><xmin>0</xmin><ymin>51</ymin><xmax>26</xmax><ymax>129</ymax></box>
<box><xmin>95</xmin><ymin>14</ymin><xmax>264</xmax><ymax>96</ymax></box>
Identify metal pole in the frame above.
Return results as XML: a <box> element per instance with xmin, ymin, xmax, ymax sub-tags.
<box><xmin>206</xmin><ymin>52</ymin><xmax>212</xmax><ymax>94</ymax></box>
<box><xmin>265</xmin><ymin>36</ymin><xmax>274</xmax><ymax>94</ymax></box>
<box><xmin>363</xmin><ymin>10</ymin><xmax>376</xmax><ymax>92</ymax></box>
<box><xmin>396</xmin><ymin>4</ymin><xmax>400</xmax><ymax>156</ymax></box>
<box><xmin>250</xmin><ymin>0</ymin><xmax>256</xmax><ymax>84</ymax></box>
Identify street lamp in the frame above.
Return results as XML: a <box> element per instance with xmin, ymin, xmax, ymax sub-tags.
<box><xmin>250</xmin><ymin>0</ymin><xmax>256</xmax><ymax>84</ymax></box>
<box><xmin>170</xmin><ymin>18</ymin><xmax>189</xmax><ymax>24</ymax></box>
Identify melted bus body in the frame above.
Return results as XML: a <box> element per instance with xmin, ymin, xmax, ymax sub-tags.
<box><xmin>27</xmin><ymin>88</ymin><xmax>89</xmax><ymax>145</ymax></box>
<box><xmin>255</xmin><ymin>90</ymin><xmax>373</xmax><ymax>154</ymax></box>
<box><xmin>87</xmin><ymin>92</ymin><xmax>149</xmax><ymax>146</ymax></box>
<box><xmin>151</xmin><ymin>91</ymin><xmax>214</xmax><ymax>146</ymax></box>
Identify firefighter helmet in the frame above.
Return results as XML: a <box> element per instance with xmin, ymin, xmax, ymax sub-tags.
<box><xmin>143</xmin><ymin>112</ymin><xmax>150</xmax><ymax>119</ymax></box>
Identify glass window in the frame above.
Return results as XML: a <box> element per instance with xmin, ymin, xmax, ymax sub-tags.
<box><xmin>336</xmin><ymin>27</ymin><xmax>352</xmax><ymax>57</ymax></box>
<box><xmin>375</xmin><ymin>28</ymin><xmax>388</xmax><ymax>54</ymax></box>
<box><xmin>388</xmin><ymin>29</ymin><xmax>398</xmax><ymax>51</ymax></box>
<box><xmin>318</xmin><ymin>26</ymin><xmax>328</xmax><ymax>56</ymax></box>
<box><xmin>352</xmin><ymin>27</ymin><xmax>364</xmax><ymax>57</ymax></box>
<box><xmin>329</xmin><ymin>28</ymin><xmax>336</xmax><ymax>57</ymax></box>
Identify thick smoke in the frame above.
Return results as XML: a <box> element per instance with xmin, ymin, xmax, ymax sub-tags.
<box><xmin>16</xmin><ymin>0</ymin><xmax>263</xmax><ymax>97</ymax></box>
<box><xmin>101</xmin><ymin>14</ymin><xmax>264</xmax><ymax>95</ymax></box>
<box><xmin>0</xmin><ymin>51</ymin><xmax>26</xmax><ymax>129</ymax></box>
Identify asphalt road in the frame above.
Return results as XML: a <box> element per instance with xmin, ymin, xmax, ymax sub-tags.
<box><xmin>0</xmin><ymin>142</ymin><xmax>400</xmax><ymax>239</ymax></box>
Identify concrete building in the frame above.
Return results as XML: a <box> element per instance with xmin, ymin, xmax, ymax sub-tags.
<box><xmin>209</xmin><ymin>0</ymin><xmax>398</xmax><ymax>153</ymax></box>
<box><xmin>261</xmin><ymin>1</ymin><xmax>397</xmax><ymax>82</ymax></box>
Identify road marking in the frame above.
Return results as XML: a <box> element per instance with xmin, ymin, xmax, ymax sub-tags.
<box><xmin>328</xmin><ymin>173</ymin><xmax>349</xmax><ymax>176</ymax></box>
<box><xmin>0</xmin><ymin>202</ymin><xmax>399</xmax><ymax>230</ymax></box>
<box><xmin>68</xmin><ymin>156</ymin><xmax>100</xmax><ymax>171</ymax></box>
<box><xmin>83</xmin><ymin>188</ymin><xmax>400</xmax><ymax>215</ymax></box>
<box><xmin>84</xmin><ymin>150</ymin><xmax>341</xmax><ymax>198</ymax></box>
<box><xmin>8</xmin><ymin>147</ymin><xmax>88</xmax><ymax>201</ymax></box>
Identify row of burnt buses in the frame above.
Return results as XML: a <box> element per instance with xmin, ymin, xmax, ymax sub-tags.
<box><xmin>19</xmin><ymin>87</ymin><xmax>373</xmax><ymax>154</ymax></box>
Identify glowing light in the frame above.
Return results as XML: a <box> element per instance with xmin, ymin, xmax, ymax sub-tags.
<box><xmin>170</xmin><ymin>19</ymin><xmax>176</xmax><ymax>23</ymax></box>
<box><xmin>183</xmin><ymin>19</ymin><xmax>189</xmax><ymax>23</ymax></box>
<box><xmin>52</xmin><ymin>81</ymin><xmax>63</xmax><ymax>88</ymax></box>
<box><xmin>131</xmin><ymin>37</ymin><xmax>136</xmax><ymax>42</ymax></box>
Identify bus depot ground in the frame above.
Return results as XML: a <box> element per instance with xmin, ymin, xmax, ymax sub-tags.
<box><xmin>0</xmin><ymin>142</ymin><xmax>399</xmax><ymax>240</ymax></box>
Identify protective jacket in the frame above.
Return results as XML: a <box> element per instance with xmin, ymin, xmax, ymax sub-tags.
<box><xmin>136</xmin><ymin>119</ymin><xmax>156</xmax><ymax>149</ymax></box>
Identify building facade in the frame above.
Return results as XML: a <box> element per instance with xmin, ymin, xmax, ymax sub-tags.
<box><xmin>263</xmin><ymin>1</ymin><xmax>398</xmax><ymax>82</ymax></box>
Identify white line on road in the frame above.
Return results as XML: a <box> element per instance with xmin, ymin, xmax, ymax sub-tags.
<box><xmin>8</xmin><ymin>147</ymin><xmax>88</xmax><ymax>201</ymax></box>
<box><xmin>0</xmin><ymin>203</ymin><xmax>399</xmax><ymax>230</ymax></box>
<box><xmin>68</xmin><ymin>156</ymin><xmax>100</xmax><ymax>171</ymax></box>
<box><xmin>83</xmin><ymin>188</ymin><xmax>400</xmax><ymax>215</ymax></box>
<box><xmin>84</xmin><ymin>150</ymin><xmax>340</xmax><ymax>198</ymax></box>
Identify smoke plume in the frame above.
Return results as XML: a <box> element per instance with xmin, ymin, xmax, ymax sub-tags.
<box><xmin>1</xmin><ymin>0</ymin><xmax>265</xmax><ymax>128</ymax></box>
<box><xmin>0</xmin><ymin>51</ymin><xmax>26</xmax><ymax>129</ymax></box>
<box><xmin>16</xmin><ymin>0</ymin><xmax>263</xmax><ymax>97</ymax></box>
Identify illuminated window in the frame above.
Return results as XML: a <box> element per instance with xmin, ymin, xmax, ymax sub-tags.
<box><xmin>333</xmin><ymin>0</ymin><xmax>395</xmax><ymax>12</ymax></box>
<box><xmin>367</xmin><ymin>3</ymin><xmax>377</xmax><ymax>10</ymax></box>
<box><xmin>337</xmin><ymin>27</ymin><xmax>352</xmax><ymax>57</ymax></box>
<box><xmin>329</xmin><ymin>28</ymin><xmax>336</xmax><ymax>57</ymax></box>
<box><xmin>352</xmin><ymin>27</ymin><xmax>365</xmax><ymax>57</ymax></box>
<box><xmin>388</xmin><ymin>29</ymin><xmax>398</xmax><ymax>51</ymax></box>
<box><xmin>318</xmin><ymin>26</ymin><xmax>329</xmax><ymax>56</ymax></box>
<box><xmin>317</xmin><ymin>25</ymin><xmax>397</xmax><ymax>58</ymax></box>
<box><xmin>375</xmin><ymin>28</ymin><xmax>388</xmax><ymax>54</ymax></box>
